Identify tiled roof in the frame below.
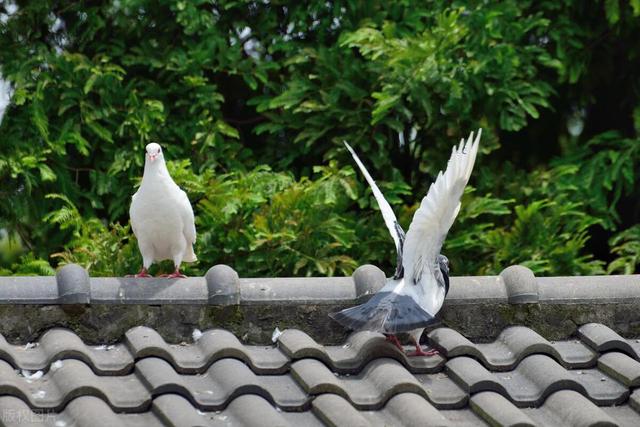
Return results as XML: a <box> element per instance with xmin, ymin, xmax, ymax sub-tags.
<box><xmin>3</xmin><ymin>263</ymin><xmax>638</xmax><ymax>306</ymax></box>
<box><xmin>2</xmin><ymin>264</ymin><xmax>640</xmax><ymax>345</ymax></box>
<box><xmin>1</xmin><ymin>323</ymin><xmax>640</xmax><ymax>426</ymax></box>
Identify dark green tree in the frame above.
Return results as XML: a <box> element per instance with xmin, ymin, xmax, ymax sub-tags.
<box><xmin>0</xmin><ymin>0</ymin><xmax>638</xmax><ymax>276</ymax></box>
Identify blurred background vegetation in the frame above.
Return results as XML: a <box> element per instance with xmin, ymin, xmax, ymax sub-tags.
<box><xmin>0</xmin><ymin>0</ymin><xmax>638</xmax><ymax>277</ymax></box>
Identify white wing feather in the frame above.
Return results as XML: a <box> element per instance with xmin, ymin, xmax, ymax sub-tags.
<box><xmin>178</xmin><ymin>188</ymin><xmax>197</xmax><ymax>245</ymax></box>
<box><xmin>343</xmin><ymin>141</ymin><xmax>401</xmax><ymax>255</ymax></box>
<box><xmin>402</xmin><ymin>129</ymin><xmax>481</xmax><ymax>284</ymax></box>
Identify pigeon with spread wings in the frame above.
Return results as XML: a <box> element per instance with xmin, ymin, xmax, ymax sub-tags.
<box><xmin>330</xmin><ymin>130</ymin><xmax>481</xmax><ymax>356</ymax></box>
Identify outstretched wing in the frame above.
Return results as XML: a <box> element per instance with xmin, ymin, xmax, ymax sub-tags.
<box><xmin>402</xmin><ymin>129</ymin><xmax>481</xmax><ymax>284</ymax></box>
<box><xmin>344</xmin><ymin>141</ymin><xmax>404</xmax><ymax>260</ymax></box>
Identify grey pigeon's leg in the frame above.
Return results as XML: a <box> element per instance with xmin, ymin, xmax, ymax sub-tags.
<box><xmin>409</xmin><ymin>336</ymin><xmax>438</xmax><ymax>357</ymax></box>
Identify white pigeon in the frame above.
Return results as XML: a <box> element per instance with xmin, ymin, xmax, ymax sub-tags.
<box><xmin>330</xmin><ymin>129</ymin><xmax>481</xmax><ymax>356</ymax></box>
<box><xmin>129</xmin><ymin>142</ymin><xmax>197</xmax><ymax>278</ymax></box>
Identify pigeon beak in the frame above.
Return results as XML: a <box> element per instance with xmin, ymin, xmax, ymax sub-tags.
<box><xmin>148</xmin><ymin>154</ymin><xmax>157</xmax><ymax>162</ymax></box>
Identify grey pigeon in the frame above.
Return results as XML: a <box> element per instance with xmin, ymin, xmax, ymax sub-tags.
<box><xmin>331</xmin><ymin>130</ymin><xmax>481</xmax><ymax>356</ymax></box>
<box><xmin>129</xmin><ymin>143</ymin><xmax>197</xmax><ymax>278</ymax></box>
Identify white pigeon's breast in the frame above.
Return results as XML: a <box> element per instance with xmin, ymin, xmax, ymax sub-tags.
<box><xmin>389</xmin><ymin>272</ymin><xmax>445</xmax><ymax>317</ymax></box>
<box><xmin>130</xmin><ymin>187</ymin><xmax>185</xmax><ymax>258</ymax></box>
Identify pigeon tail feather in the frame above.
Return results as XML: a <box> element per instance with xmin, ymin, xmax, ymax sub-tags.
<box><xmin>329</xmin><ymin>292</ymin><xmax>435</xmax><ymax>334</ymax></box>
<box><xmin>182</xmin><ymin>245</ymin><xmax>197</xmax><ymax>263</ymax></box>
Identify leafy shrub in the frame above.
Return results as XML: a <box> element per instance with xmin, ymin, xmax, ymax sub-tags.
<box><xmin>608</xmin><ymin>225</ymin><xmax>640</xmax><ymax>274</ymax></box>
<box><xmin>0</xmin><ymin>1</ymin><xmax>638</xmax><ymax>277</ymax></box>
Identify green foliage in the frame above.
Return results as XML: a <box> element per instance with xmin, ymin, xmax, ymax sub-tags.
<box><xmin>1</xmin><ymin>0</ymin><xmax>639</xmax><ymax>277</ymax></box>
<box><xmin>608</xmin><ymin>225</ymin><xmax>640</xmax><ymax>274</ymax></box>
<box><xmin>9</xmin><ymin>254</ymin><xmax>56</xmax><ymax>276</ymax></box>
<box><xmin>43</xmin><ymin>193</ymin><xmax>139</xmax><ymax>276</ymax></box>
<box><xmin>193</xmin><ymin>163</ymin><xmax>362</xmax><ymax>276</ymax></box>
<box><xmin>445</xmin><ymin>161</ymin><xmax>609</xmax><ymax>276</ymax></box>
<box><xmin>341</xmin><ymin>6</ymin><xmax>555</xmax><ymax>132</ymax></box>
<box><xmin>551</xmin><ymin>131</ymin><xmax>638</xmax><ymax>229</ymax></box>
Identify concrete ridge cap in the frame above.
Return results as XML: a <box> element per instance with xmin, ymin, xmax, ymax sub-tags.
<box><xmin>0</xmin><ymin>263</ymin><xmax>638</xmax><ymax>305</ymax></box>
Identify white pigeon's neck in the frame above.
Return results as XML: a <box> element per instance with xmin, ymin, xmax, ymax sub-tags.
<box><xmin>142</xmin><ymin>158</ymin><xmax>173</xmax><ymax>186</ymax></box>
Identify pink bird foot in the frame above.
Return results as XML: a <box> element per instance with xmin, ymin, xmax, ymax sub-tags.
<box><xmin>385</xmin><ymin>334</ymin><xmax>404</xmax><ymax>351</ymax></box>
<box><xmin>159</xmin><ymin>269</ymin><xmax>187</xmax><ymax>279</ymax></box>
<box><xmin>409</xmin><ymin>337</ymin><xmax>439</xmax><ymax>357</ymax></box>
<box><xmin>409</xmin><ymin>347</ymin><xmax>439</xmax><ymax>357</ymax></box>
<box><xmin>126</xmin><ymin>268</ymin><xmax>152</xmax><ymax>278</ymax></box>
